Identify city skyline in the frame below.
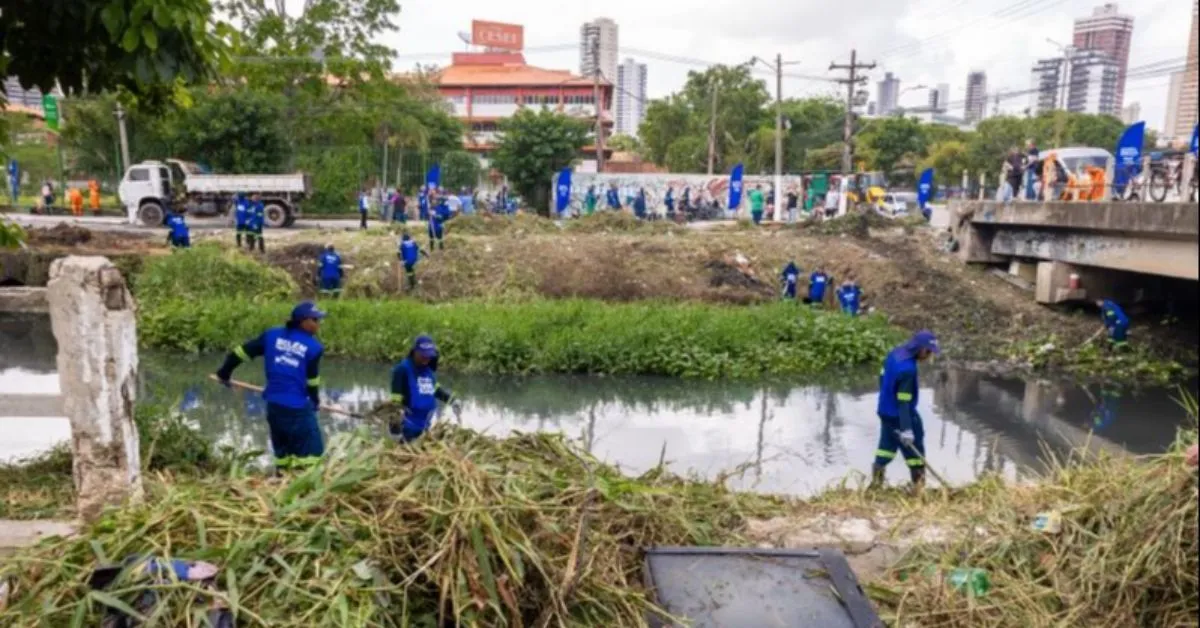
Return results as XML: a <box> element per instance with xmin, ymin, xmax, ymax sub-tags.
<box><xmin>370</xmin><ymin>0</ymin><xmax>1189</xmax><ymax>132</ymax></box>
<box><xmin>615</xmin><ymin>57</ymin><xmax>648</xmax><ymax>137</ymax></box>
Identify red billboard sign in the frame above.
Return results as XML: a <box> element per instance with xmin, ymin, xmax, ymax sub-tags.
<box><xmin>471</xmin><ymin>20</ymin><xmax>524</xmax><ymax>51</ymax></box>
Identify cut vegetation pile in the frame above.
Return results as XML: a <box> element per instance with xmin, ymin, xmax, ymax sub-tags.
<box><xmin>0</xmin><ymin>429</ymin><xmax>782</xmax><ymax>627</ymax></box>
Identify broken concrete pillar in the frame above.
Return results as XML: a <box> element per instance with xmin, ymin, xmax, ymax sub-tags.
<box><xmin>1035</xmin><ymin>261</ymin><xmax>1086</xmax><ymax>304</ymax></box>
<box><xmin>46</xmin><ymin>256</ymin><xmax>142</xmax><ymax>521</ymax></box>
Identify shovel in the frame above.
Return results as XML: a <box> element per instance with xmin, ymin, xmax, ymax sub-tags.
<box><xmin>209</xmin><ymin>375</ymin><xmax>363</xmax><ymax>419</ymax></box>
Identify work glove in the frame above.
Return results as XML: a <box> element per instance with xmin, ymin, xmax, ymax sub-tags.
<box><xmin>898</xmin><ymin>430</ymin><xmax>916</xmax><ymax>448</ymax></box>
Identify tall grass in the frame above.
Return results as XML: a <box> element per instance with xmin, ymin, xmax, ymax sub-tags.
<box><xmin>132</xmin><ymin>246</ymin><xmax>296</xmax><ymax>305</ymax></box>
<box><xmin>138</xmin><ymin>297</ymin><xmax>901</xmax><ymax>378</ymax></box>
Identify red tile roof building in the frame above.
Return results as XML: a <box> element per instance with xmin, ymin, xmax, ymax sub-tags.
<box><xmin>432</xmin><ymin>52</ymin><xmax>613</xmax><ymax>157</ymax></box>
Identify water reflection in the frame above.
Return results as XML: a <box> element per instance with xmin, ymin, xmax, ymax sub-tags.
<box><xmin>2</xmin><ymin>314</ymin><xmax>1196</xmax><ymax>497</ymax></box>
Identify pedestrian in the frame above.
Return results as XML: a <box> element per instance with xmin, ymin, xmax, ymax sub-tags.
<box><xmin>781</xmin><ymin>260</ymin><xmax>800</xmax><ymax>300</ymax></box>
<box><xmin>871</xmin><ymin>330</ymin><xmax>940</xmax><ymax>491</ymax></box>
<box><xmin>748</xmin><ymin>184</ymin><xmax>765</xmax><ymax>225</ymax></box>
<box><xmin>418</xmin><ymin>185</ymin><xmax>430</xmax><ymax>221</ymax></box>
<box><xmin>496</xmin><ymin>185</ymin><xmax>509</xmax><ymax>215</ymax></box>
<box><xmin>88</xmin><ymin>180</ymin><xmax>102</xmax><ymax>215</ymax></box>
<box><xmin>681</xmin><ymin>186</ymin><xmax>692</xmax><ymax>216</ymax></box>
<box><xmin>246</xmin><ymin>193</ymin><xmax>265</xmax><ymax>252</ymax></box>
<box><xmin>398</xmin><ymin>232</ymin><xmax>427</xmax><ymax>291</ymax></box>
<box><xmin>606</xmin><ymin>183</ymin><xmax>621</xmax><ymax>211</ymax></box>
<box><xmin>358</xmin><ymin>188</ymin><xmax>370</xmax><ymax>230</ymax></box>
<box><xmin>165</xmin><ymin>209</ymin><xmax>190</xmax><ymax>249</ymax></box>
<box><xmin>584</xmin><ymin>185</ymin><xmax>598</xmax><ymax>216</ymax></box>
<box><xmin>1096</xmin><ymin>299</ymin><xmax>1130</xmax><ymax>350</ymax></box>
<box><xmin>67</xmin><ymin>187</ymin><xmax>84</xmax><ymax>217</ymax></box>
<box><xmin>837</xmin><ymin>276</ymin><xmax>863</xmax><ymax>316</ymax></box>
<box><xmin>786</xmin><ymin>189</ymin><xmax>799</xmax><ymax>223</ymax></box>
<box><xmin>429</xmin><ymin>195</ymin><xmax>449</xmax><ymax>250</ymax></box>
<box><xmin>633</xmin><ymin>187</ymin><xmax>647</xmax><ymax>219</ymax></box>
<box><xmin>214</xmin><ymin>301</ymin><xmax>328</xmax><ymax>467</ymax></box>
<box><xmin>392</xmin><ymin>189</ymin><xmax>407</xmax><ymax>223</ymax></box>
<box><xmin>824</xmin><ymin>185</ymin><xmax>841</xmax><ymax>219</ymax></box>
<box><xmin>1024</xmin><ymin>139</ymin><xmax>1040</xmax><ymax>200</ymax></box>
<box><xmin>805</xmin><ymin>266</ymin><xmax>829</xmax><ymax>306</ymax></box>
<box><xmin>459</xmin><ymin>187</ymin><xmax>475</xmax><ymax>215</ymax></box>
<box><xmin>40</xmin><ymin>180</ymin><xmax>54</xmax><ymax>213</ymax></box>
<box><xmin>387</xmin><ymin>335</ymin><xmax>459</xmax><ymax>443</ymax></box>
<box><xmin>663</xmin><ymin>186</ymin><xmax>675</xmax><ymax>219</ymax></box>
<box><xmin>1001</xmin><ymin>147</ymin><xmax>1024</xmax><ymax>202</ymax></box>
<box><xmin>318</xmin><ymin>244</ymin><xmax>343</xmax><ymax>299</ymax></box>
<box><xmin>234</xmin><ymin>194</ymin><xmax>249</xmax><ymax>248</ymax></box>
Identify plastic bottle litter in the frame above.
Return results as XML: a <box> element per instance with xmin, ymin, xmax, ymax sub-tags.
<box><xmin>920</xmin><ymin>566</ymin><xmax>991</xmax><ymax>597</ymax></box>
<box><xmin>1031</xmin><ymin>511</ymin><xmax>1063</xmax><ymax>534</ymax></box>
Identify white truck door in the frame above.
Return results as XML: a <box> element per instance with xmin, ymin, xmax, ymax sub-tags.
<box><xmin>119</xmin><ymin>166</ymin><xmax>155</xmax><ymax>224</ymax></box>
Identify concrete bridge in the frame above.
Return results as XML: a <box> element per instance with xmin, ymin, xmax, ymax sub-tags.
<box><xmin>952</xmin><ymin>200</ymin><xmax>1198</xmax><ymax>303</ymax></box>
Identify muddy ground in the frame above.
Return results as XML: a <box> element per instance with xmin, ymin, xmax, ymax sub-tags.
<box><xmin>10</xmin><ymin>216</ymin><xmax>1197</xmax><ymax>367</ymax></box>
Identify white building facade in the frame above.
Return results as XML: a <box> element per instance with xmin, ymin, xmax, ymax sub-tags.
<box><xmin>580</xmin><ymin>18</ymin><xmax>619</xmax><ymax>82</ymax></box>
<box><xmin>615</xmin><ymin>58</ymin><xmax>647</xmax><ymax>137</ymax></box>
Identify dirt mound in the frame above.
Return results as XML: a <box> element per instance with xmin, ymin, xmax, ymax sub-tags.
<box><xmin>705</xmin><ymin>257</ymin><xmax>768</xmax><ymax>291</ymax></box>
<box><xmin>565</xmin><ymin>212</ymin><xmax>682</xmax><ymax>235</ymax></box>
<box><xmin>266</xmin><ymin>242</ymin><xmax>327</xmax><ymax>294</ymax></box>
<box><xmin>29</xmin><ymin>223</ymin><xmax>92</xmax><ymax>246</ymax></box>
<box><xmin>447</xmin><ymin>212</ymin><xmax>559</xmax><ymax>236</ymax></box>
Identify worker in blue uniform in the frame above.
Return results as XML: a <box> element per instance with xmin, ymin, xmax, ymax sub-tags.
<box><xmin>245</xmin><ymin>193</ymin><xmax>265</xmax><ymax>252</ymax></box>
<box><xmin>805</xmin><ymin>266</ymin><xmax>830</xmax><ymax>306</ymax></box>
<box><xmin>633</xmin><ymin>188</ymin><xmax>647</xmax><ymax>219</ymax></box>
<box><xmin>429</xmin><ymin>196</ymin><xmax>450</xmax><ymax>250</ymax></box>
<box><xmin>1096</xmin><ymin>299</ymin><xmax>1130</xmax><ymax>350</ymax></box>
<box><xmin>663</xmin><ymin>187</ymin><xmax>675</xmax><ymax>218</ymax></box>
<box><xmin>837</xmin><ymin>277</ymin><xmax>863</xmax><ymax>316</ymax></box>
<box><xmin>215</xmin><ymin>301</ymin><xmax>328</xmax><ymax>466</ymax></box>
<box><xmin>318</xmin><ymin>244</ymin><xmax>343</xmax><ymax>299</ymax></box>
<box><xmin>871</xmin><ymin>330</ymin><xmax>940</xmax><ymax>491</ymax></box>
<box><xmin>233</xmin><ymin>194</ymin><xmax>249</xmax><ymax>248</ymax></box>
<box><xmin>165</xmin><ymin>210</ymin><xmax>190</xmax><ymax>249</ymax></box>
<box><xmin>606</xmin><ymin>183</ymin><xmax>621</xmax><ymax>211</ymax></box>
<box><xmin>388</xmin><ymin>335</ymin><xmax>458</xmax><ymax>443</ymax></box>
<box><xmin>417</xmin><ymin>185</ymin><xmax>430</xmax><ymax>222</ymax></box>
<box><xmin>781</xmin><ymin>261</ymin><xmax>800</xmax><ymax>300</ymax></box>
<box><xmin>398</xmin><ymin>232</ymin><xmax>427</xmax><ymax>291</ymax></box>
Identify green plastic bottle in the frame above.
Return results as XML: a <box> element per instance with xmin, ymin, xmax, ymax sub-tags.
<box><xmin>946</xmin><ymin>568</ymin><xmax>990</xmax><ymax>597</ymax></box>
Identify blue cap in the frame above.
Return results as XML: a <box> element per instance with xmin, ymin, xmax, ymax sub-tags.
<box><xmin>413</xmin><ymin>335</ymin><xmax>438</xmax><ymax>359</ymax></box>
<box><xmin>291</xmin><ymin>301</ymin><xmax>327</xmax><ymax>322</ymax></box>
<box><xmin>909</xmin><ymin>330</ymin><xmax>941</xmax><ymax>354</ymax></box>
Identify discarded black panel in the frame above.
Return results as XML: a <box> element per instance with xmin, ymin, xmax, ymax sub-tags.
<box><xmin>643</xmin><ymin>547</ymin><xmax>883</xmax><ymax>628</ymax></box>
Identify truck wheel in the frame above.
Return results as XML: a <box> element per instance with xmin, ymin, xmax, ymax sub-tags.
<box><xmin>263</xmin><ymin>202</ymin><xmax>290</xmax><ymax>228</ymax></box>
<box><xmin>283</xmin><ymin>212</ymin><xmax>297</xmax><ymax>227</ymax></box>
<box><xmin>138</xmin><ymin>201</ymin><xmax>165</xmax><ymax>227</ymax></box>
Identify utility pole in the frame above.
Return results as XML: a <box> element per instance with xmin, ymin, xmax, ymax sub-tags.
<box><xmin>773</xmin><ymin>52</ymin><xmax>784</xmax><ymax>223</ymax></box>
<box><xmin>706</xmin><ymin>83</ymin><xmax>718</xmax><ymax>175</ymax></box>
<box><xmin>592</xmin><ymin>36</ymin><xmax>605</xmax><ymax>172</ymax></box>
<box><xmin>829</xmin><ymin>49</ymin><xmax>875</xmax><ymax>177</ymax></box>
<box><xmin>114</xmin><ymin>102</ymin><xmax>131</xmax><ymax>176</ymax></box>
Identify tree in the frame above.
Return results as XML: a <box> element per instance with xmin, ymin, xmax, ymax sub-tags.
<box><xmin>163</xmin><ymin>89</ymin><xmax>288</xmax><ymax>173</ymax></box>
<box><xmin>967</xmin><ymin>116</ymin><xmax>1028</xmax><ymax>175</ymax></box>
<box><xmin>492</xmin><ymin>109</ymin><xmax>588</xmax><ymax>216</ymax></box>
<box><xmin>781</xmin><ymin>97</ymin><xmax>845</xmax><ymax>171</ymax></box>
<box><xmin>638</xmin><ymin>98</ymin><xmax>691</xmax><ymax>166</ymax></box>
<box><xmin>441</xmin><ymin>150</ymin><xmax>481</xmax><ymax>191</ymax></box>
<box><xmin>1065</xmin><ymin>113</ymin><xmax>1126</xmax><ymax>150</ymax></box>
<box><xmin>0</xmin><ymin>0</ymin><xmax>224</xmax><ymax>108</ymax></box>
<box><xmin>664</xmin><ymin>136</ymin><xmax>708</xmax><ymax>173</ymax></box>
<box><xmin>607</xmin><ymin>133</ymin><xmax>641</xmax><ymax>153</ymax></box>
<box><xmin>806</xmin><ymin>143</ymin><xmax>846</xmax><ymax>171</ymax></box>
<box><xmin>858</xmin><ymin>117</ymin><xmax>928</xmax><ymax>175</ymax></box>
<box><xmin>921</xmin><ymin>141</ymin><xmax>971</xmax><ymax>187</ymax></box>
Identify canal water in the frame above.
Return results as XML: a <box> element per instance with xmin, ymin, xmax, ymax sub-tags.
<box><xmin>2</xmin><ymin>313</ymin><xmax>1195</xmax><ymax>496</ymax></box>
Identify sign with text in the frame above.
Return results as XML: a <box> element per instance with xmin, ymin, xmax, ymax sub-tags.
<box><xmin>471</xmin><ymin>20</ymin><xmax>524</xmax><ymax>51</ymax></box>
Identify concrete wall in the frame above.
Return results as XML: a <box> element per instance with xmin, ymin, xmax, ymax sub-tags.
<box><xmin>562</xmin><ymin>172</ymin><xmax>809</xmax><ymax>216</ymax></box>
<box><xmin>957</xmin><ymin>200</ymin><xmax>1199</xmax><ymax>238</ymax></box>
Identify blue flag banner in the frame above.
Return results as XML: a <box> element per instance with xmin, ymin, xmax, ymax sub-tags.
<box><xmin>1114</xmin><ymin>121</ymin><xmax>1145</xmax><ymax>191</ymax></box>
<box><xmin>917</xmin><ymin>168</ymin><xmax>934</xmax><ymax>209</ymax></box>
<box><xmin>555</xmin><ymin>167</ymin><xmax>572</xmax><ymax>214</ymax></box>
<box><xmin>426</xmin><ymin>164</ymin><xmax>441</xmax><ymax>189</ymax></box>
<box><xmin>1191</xmin><ymin>124</ymin><xmax>1198</xmax><ymax>156</ymax></box>
<box><xmin>728</xmin><ymin>163</ymin><xmax>744</xmax><ymax>209</ymax></box>
<box><xmin>7</xmin><ymin>159</ymin><xmax>18</xmax><ymax>203</ymax></box>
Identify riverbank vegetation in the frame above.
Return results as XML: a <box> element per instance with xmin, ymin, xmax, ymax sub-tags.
<box><xmin>1</xmin><ymin>412</ymin><xmax>1195</xmax><ymax>626</ymax></box>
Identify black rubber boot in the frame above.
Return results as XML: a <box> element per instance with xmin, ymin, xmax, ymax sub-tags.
<box><xmin>258</xmin><ymin>237</ymin><xmax>265</xmax><ymax>253</ymax></box>
<box><xmin>869</xmin><ymin>464</ymin><xmax>887</xmax><ymax>490</ymax></box>
<box><xmin>236</xmin><ymin>233</ymin><xmax>243</xmax><ymax>247</ymax></box>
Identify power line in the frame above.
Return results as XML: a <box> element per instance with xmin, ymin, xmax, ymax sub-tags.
<box><xmin>877</xmin><ymin>0</ymin><xmax>1073</xmax><ymax>64</ymax></box>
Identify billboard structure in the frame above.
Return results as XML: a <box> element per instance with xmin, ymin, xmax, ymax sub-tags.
<box><xmin>471</xmin><ymin>20</ymin><xmax>524</xmax><ymax>51</ymax></box>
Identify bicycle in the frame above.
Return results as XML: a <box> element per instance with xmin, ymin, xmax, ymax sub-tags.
<box><xmin>1148</xmin><ymin>156</ymin><xmax>1199</xmax><ymax>203</ymax></box>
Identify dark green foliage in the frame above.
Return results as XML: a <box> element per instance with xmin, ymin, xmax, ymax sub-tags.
<box><xmin>132</xmin><ymin>246</ymin><xmax>296</xmax><ymax>306</ymax></box>
<box><xmin>492</xmin><ymin>109</ymin><xmax>589</xmax><ymax>216</ymax></box>
<box><xmin>441</xmin><ymin>150</ymin><xmax>482</xmax><ymax>191</ymax></box>
<box><xmin>165</xmin><ymin>89</ymin><xmax>288</xmax><ymax>173</ymax></box>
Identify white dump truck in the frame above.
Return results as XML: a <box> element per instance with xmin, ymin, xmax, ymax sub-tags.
<box><xmin>118</xmin><ymin>159</ymin><xmax>312</xmax><ymax>227</ymax></box>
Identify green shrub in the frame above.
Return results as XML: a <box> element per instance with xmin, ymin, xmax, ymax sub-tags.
<box><xmin>139</xmin><ymin>297</ymin><xmax>902</xmax><ymax>378</ymax></box>
<box><xmin>132</xmin><ymin>246</ymin><xmax>297</xmax><ymax>305</ymax></box>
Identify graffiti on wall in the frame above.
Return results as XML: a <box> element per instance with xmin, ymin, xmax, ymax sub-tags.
<box><xmin>553</xmin><ymin>172</ymin><xmax>810</xmax><ymax>216</ymax></box>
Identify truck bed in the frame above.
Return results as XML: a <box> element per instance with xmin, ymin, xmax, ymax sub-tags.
<box><xmin>185</xmin><ymin>173</ymin><xmax>310</xmax><ymax>195</ymax></box>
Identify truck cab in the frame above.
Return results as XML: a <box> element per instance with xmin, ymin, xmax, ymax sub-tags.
<box><xmin>118</xmin><ymin>161</ymin><xmax>175</xmax><ymax>225</ymax></box>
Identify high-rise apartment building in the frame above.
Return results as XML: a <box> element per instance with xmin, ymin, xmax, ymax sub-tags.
<box><xmin>1164</xmin><ymin>71</ymin><xmax>1185</xmax><ymax>142</ymax></box>
<box><xmin>1029</xmin><ymin>50</ymin><xmax>1119</xmax><ymax>116</ymax></box>
<box><xmin>928</xmin><ymin>83</ymin><xmax>950</xmax><ymax>112</ymax></box>
<box><xmin>876</xmin><ymin>72</ymin><xmax>900</xmax><ymax>115</ymax></box>
<box><xmin>1120</xmin><ymin>102</ymin><xmax>1140</xmax><ymax>125</ymax></box>
<box><xmin>579</xmin><ymin>18</ymin><xmax>619</xmax><ymax>83</ymax></box>
<box><xmin>1</xmin><ymin>77</ymin><xmax>50</xmax><ymax>111</ymax></box>
<box><xmin>1073</xmin><ymin>3</ymin><xmax>1134</xmax><ymax>111</ymax></box>
<box><xmin>964</xmin><ymin>71</ymin><xmax>988</xmax><ymax>123</ymax></box>
<box><xmin>615</xmin><ymin>58</ymin><xmax>647</xmax><ymax>137</ymax></box>
<box><xmin>1169</xmin><ymin>0</ymin><xmax>1198</xmax><ymax>142</ymax></box>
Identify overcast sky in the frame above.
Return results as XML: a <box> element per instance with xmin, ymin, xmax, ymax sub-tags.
<box><xmin>382</xmin><ymin>0</ymin><xmax>1193</xmax><ymax>131</ymax></box>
